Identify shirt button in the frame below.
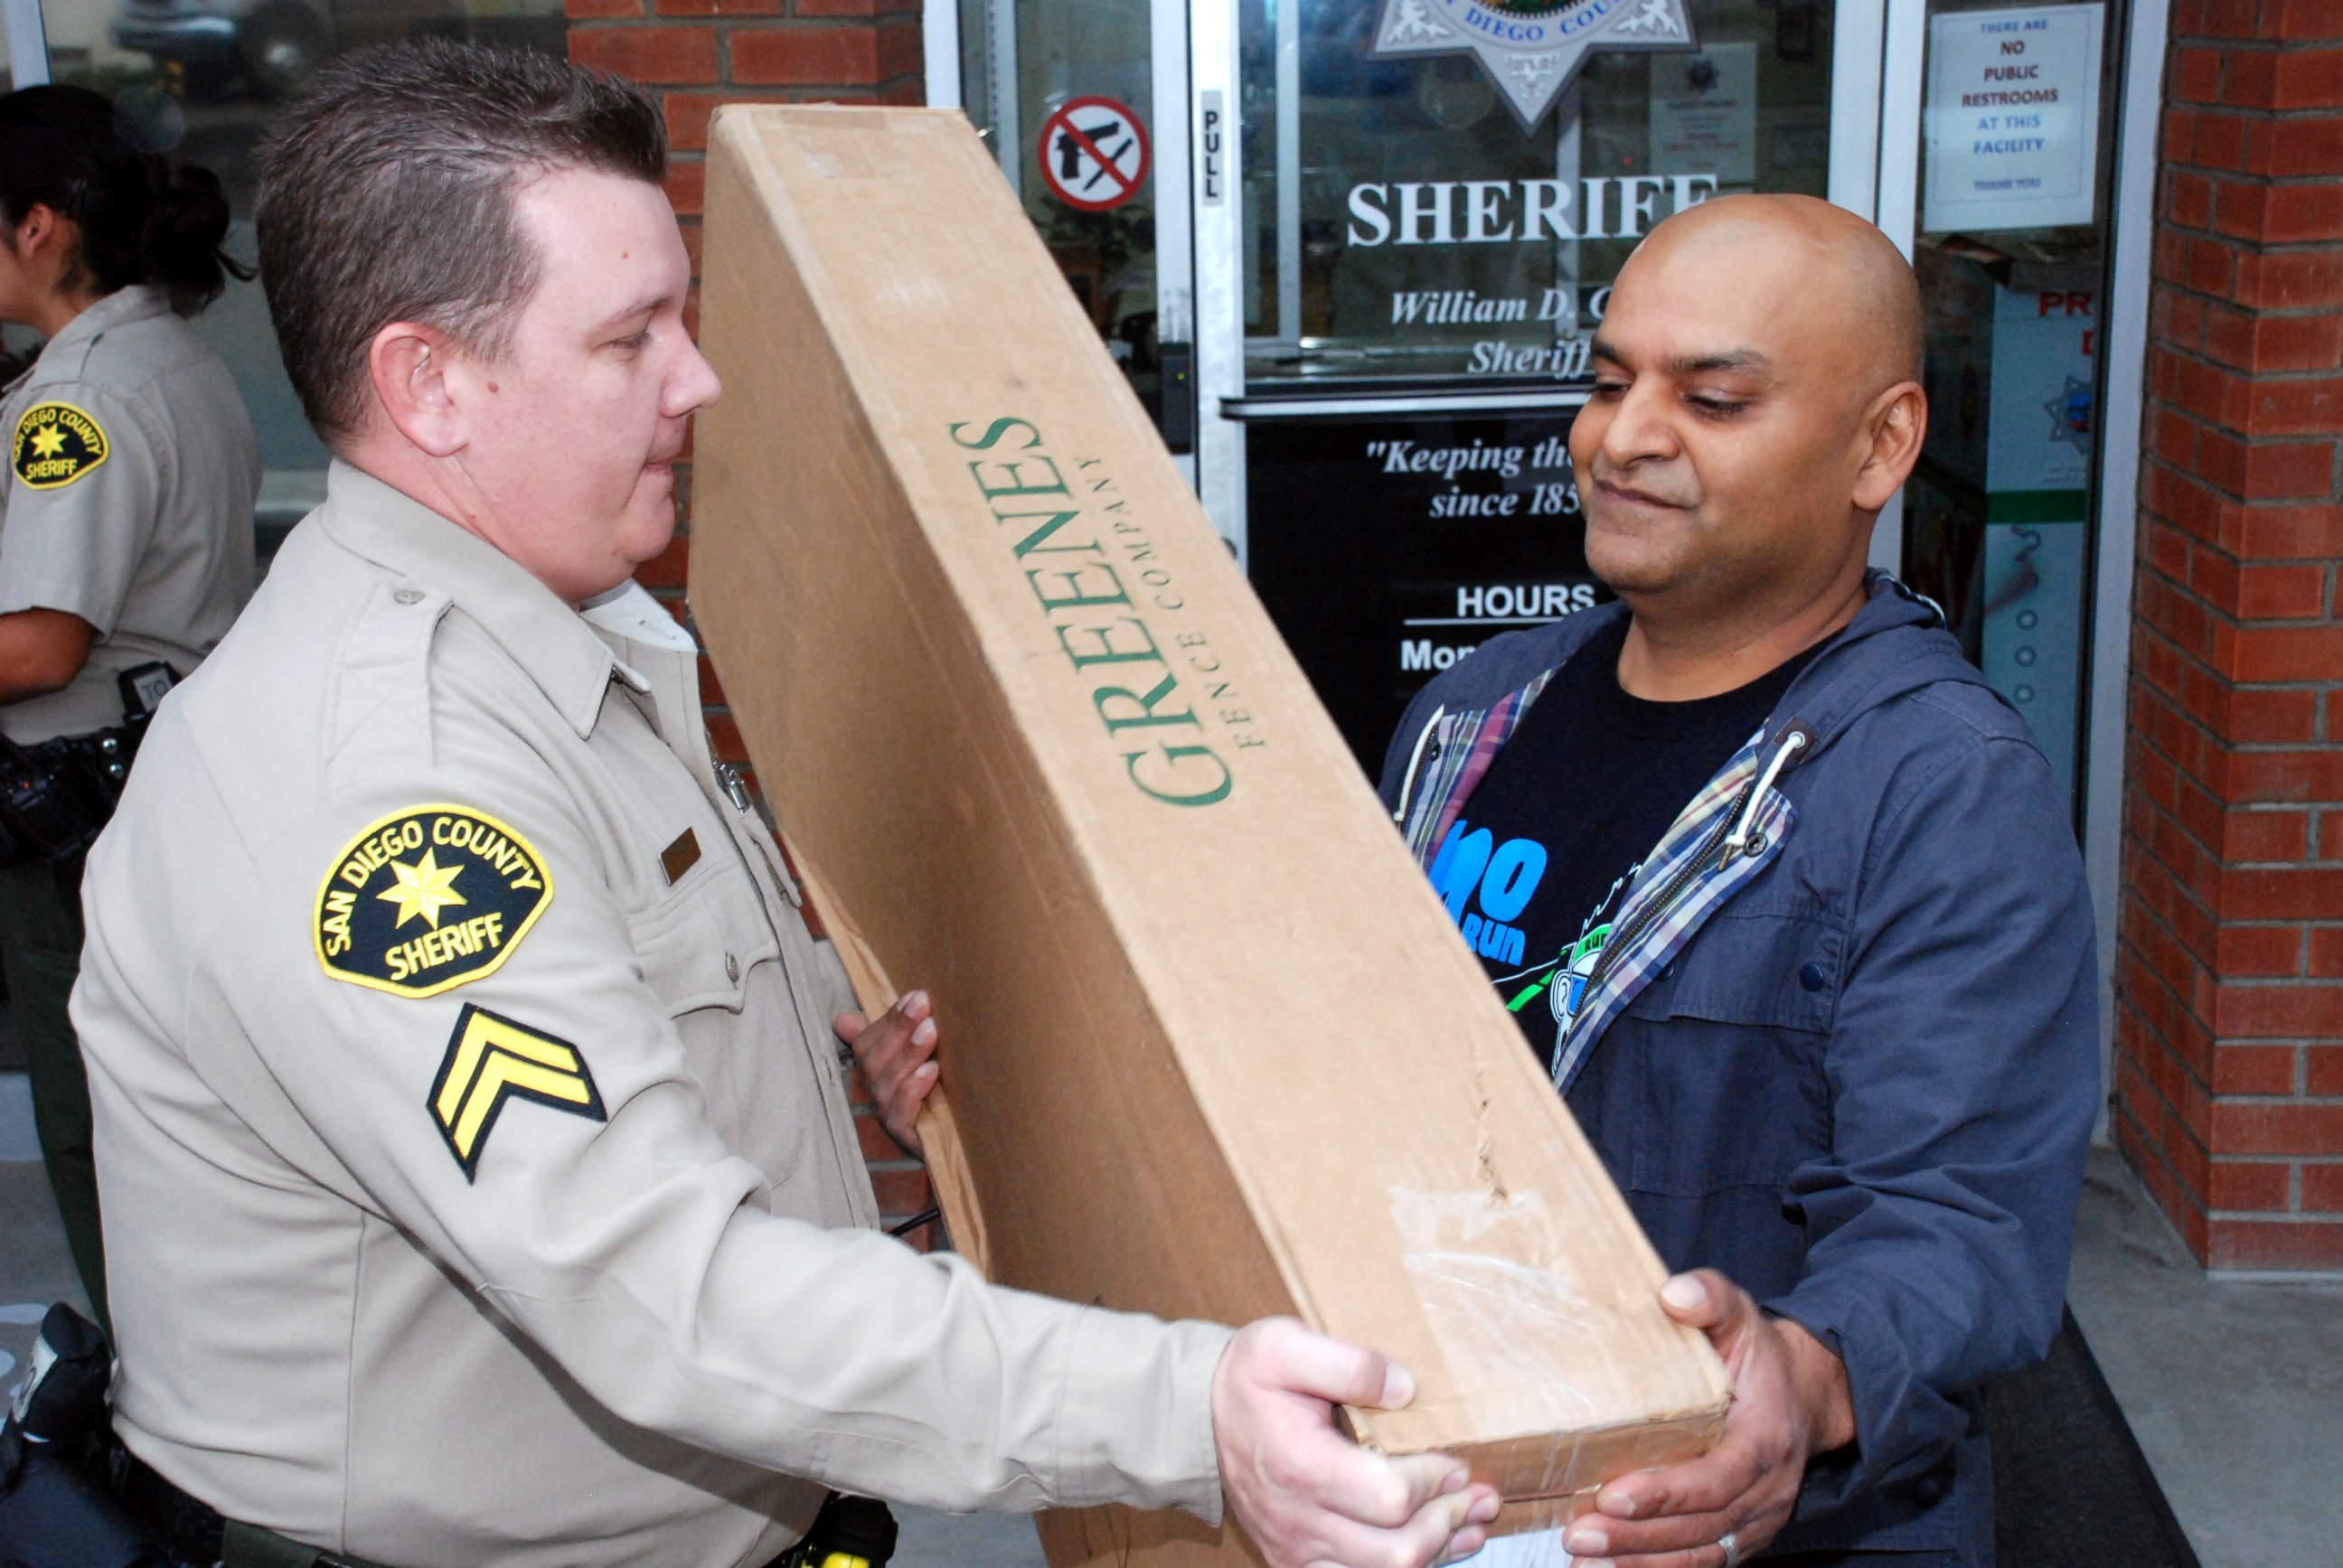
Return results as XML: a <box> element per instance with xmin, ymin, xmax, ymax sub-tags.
<box><xmin>1915</xmin><ymin>1475</ymin><xmax>1943</xmax><ymax>1506</ymax></box>
<box><xmin>724</xmin><ymin>953</ymin><xmax>740</xmax><ymax>982</ymax></box>
<box><xmin>393</xmin><ymin>587</ymin><xmax>423</xmax><ymax>606</ymax></box>
<box><xmin>1799</xmin><ymin>962</ymin><xmax>1827</xmax><ymax>992</ymax></box>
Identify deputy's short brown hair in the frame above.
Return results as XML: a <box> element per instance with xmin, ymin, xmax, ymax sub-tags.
<box><xmin>257</xmin><ymin>39</ymin><xmax>665</xmax><ymax>441</ymax></box>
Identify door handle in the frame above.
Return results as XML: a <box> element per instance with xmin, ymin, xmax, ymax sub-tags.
<box><xmin>1158</xmin><ymin>340</ymin><xmax>1197</xmax><ymax>454</ymax></box>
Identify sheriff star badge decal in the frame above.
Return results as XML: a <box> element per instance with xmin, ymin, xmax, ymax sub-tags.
<box><xmin>1373</xmin><ymin>0</ymin><xmax>1698</xmax><ymax>129</ymax></box>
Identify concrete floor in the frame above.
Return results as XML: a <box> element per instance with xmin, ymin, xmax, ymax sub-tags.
<box><xmin>894</xmin><ymin>1507</ymin><xmax>1048</xmax><ymax>1567</ymax></box>
<box><xmin>3</xmin><ymin>1076</ymin><xmax>2336</xmax><ymax>1568</ymax></box>
<box><xmin>2064</xmin><ymin>1145</ymin><xmax>2343</xmax><ymax>1568</ymax></box>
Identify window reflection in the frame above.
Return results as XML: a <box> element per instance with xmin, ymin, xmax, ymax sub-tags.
<box><xmin>955</xmin><ymin>0</ymin><xmax>1170</xmax><ymax>432</ymax></box>
<box><xmin>32</xmin><ymin>0</ymin><xmax>566</xmax><ymax>557</ymax></box>
<box><xmin>1242</xmin><ymin>0</ymin><xmax>1835</xmax><ymax>390</ymax></box>
<box><xmin>1903</xmin><ymin>0</ymin><xmax>2116</xmax><ymax>809</ymax></box>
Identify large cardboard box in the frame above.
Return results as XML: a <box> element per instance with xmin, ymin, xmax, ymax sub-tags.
<box><xmin>691</xmin><ymin>106</ymin><xmax>1728</xmax><ymax>1563</ymax></box>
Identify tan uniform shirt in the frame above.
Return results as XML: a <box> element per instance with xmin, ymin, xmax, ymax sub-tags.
<box><xmin>0</xmin><ymin>285</ymin><xmax>258</xmax><ymax>743</ymax></box>
<box><xmin>74</xmin><ymin>462</ymin><xmax>1227</xmax><ymax>1568</ymax></box>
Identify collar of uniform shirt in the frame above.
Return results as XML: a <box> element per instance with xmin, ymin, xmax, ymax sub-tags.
<box><xmin>316</xmin><ymin>458</ymin><xmax>624</xmax><ymax>740</ymax></box>
<box><xmin>32</xmin><ymin>283</ymin><xmax>171</xmax><ymax>361</ymax></box>
<box><xmin>579</xmin><ymin>580</ymin><xmax>695</xmax><ymax>705</ymax></box>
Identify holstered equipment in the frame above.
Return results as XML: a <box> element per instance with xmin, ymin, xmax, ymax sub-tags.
<box><xmin>0</xmin><ymin>1303</ymin><xmax>169</xmax><ymax>1568</ymax></box>
<box><xmin>0</xmin><ymin>661</ymin><xmax>177</xmax><ymax>878</ymax></box>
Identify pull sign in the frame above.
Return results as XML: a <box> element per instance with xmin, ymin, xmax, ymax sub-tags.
<box><xmin>1200</xmin><ymin>90</ymin><xmax>1226</xmax><ymax>205</ymax></box>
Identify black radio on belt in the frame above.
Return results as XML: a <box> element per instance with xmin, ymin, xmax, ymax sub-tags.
<box><xmin>0</xmin><ymin>661</ymin><xmax>178</xmax><ymax>871</ymax></box>
<box><xmin>118</xmin><ymin>661</ymin><xmax>177</xmax><ymax>726</ymax></box>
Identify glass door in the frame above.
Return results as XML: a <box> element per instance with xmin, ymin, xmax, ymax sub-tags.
<box><xmin>951</xmin><ymin>0</ymin><xmax>1200</xmax><ymax>476</ymax></box>
<box><xmin>1229</xmin><ymin>0</ymin><xmax>1849</xmax><ymax>766</ymax></box>
<box><xmin>1891</xmin><ymin>0</ymin><xmax>2129</xmax><ymax>817</ymax></box>
<box><xmin>1237</xmin><ymin>0</ymin><xmax>1840</xmax><ymax>393</ymax></box>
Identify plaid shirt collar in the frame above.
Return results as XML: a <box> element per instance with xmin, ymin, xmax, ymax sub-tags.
<box><xmin>1395</xmin><ymin>659</ymin><xmax>1811</xmax><ymax>1092</ymax></box>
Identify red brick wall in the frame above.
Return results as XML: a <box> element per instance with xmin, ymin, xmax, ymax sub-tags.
<box><xmin>575</xmin><ymin>1</ymin><xmax>940</xmax><ymax>1244</ymax></box>
<box><xmin>2116</xmin><ymin>0</ymin><xmax>2343</xmax><ymax>1272</ymax></box>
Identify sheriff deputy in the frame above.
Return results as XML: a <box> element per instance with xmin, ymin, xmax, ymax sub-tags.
<box><xmin>69</xmin><ymin>42</ymin><xmax>1500</xmax><ymax>1568</ymax></box>
<box><xmin>0</xmin><ymin>83</ymin><xmax>259</xmax><ymax>1330</ymax></box>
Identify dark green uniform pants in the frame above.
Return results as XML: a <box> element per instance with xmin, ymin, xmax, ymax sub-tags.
<box><xmin>0</xmin><ymin>856</ymin><xmax>108</xmax><ymax>1332</ymax></box>
<box><xmin>221</xmin><ymin>1521</ymin><xmax>395</xmax><ymax>1568</ymax></box>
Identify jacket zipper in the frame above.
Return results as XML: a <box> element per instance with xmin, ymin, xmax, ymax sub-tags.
<box><xmin>1577</xmin><ymin>720</ymin><xmax>1811</xmax><ymax>1004</ymax></box>
<box><xmin>1578</xmin><ymin>771</ymin><xmax>1757</xmax><ymax>1007</ymax></box>
<box><xmin>1394</xmin><ymin>704</ymin><xmax>1448</xmax><ymax>828</ymax></box>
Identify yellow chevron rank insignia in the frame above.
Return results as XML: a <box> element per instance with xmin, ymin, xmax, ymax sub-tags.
<box><xmin>13</xmin><ymin>401</ymin><xmax>108</xmax><ymax>490</ymax></box>
<box><xmin>429</xmin><ymin>1004</ymin><xmax>605</xmax><ymax>1180</ymax></box>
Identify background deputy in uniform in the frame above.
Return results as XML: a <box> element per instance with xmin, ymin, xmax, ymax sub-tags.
<box><xmin>71</xmin><ymin>42</ymin><xmax>1500</xmax><ymax>1568</ymax></box>
<box><xmin>0</xmin><ymin>84</ymin><xmax>259</xmax><ymax>1329</ymax></box>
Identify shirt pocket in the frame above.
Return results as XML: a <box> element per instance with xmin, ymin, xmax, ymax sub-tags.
<box><xmin>624</xmin><ymin>852</ymin><xmax>781</xmax><ymax>1018</ymax></box>
<box><xmin>623</xmin><ymin>853</ymin><xmax>806</xmax><ymax>1190</ymax></box>
<box><xmin>1617</xmin><ymin>906</ymin><xmax>1842</xmax><ymax>1197</ymax></box>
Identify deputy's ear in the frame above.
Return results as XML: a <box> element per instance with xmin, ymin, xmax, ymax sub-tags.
<box><xmin>7</xmin><ymin>204</ymin><xmax>45</xmax><ymax>258</ymax></box>
<box><xmin>7</xmin><ymin>203</ymin><xmax>71</xmax><ymax>265</ymax></box>
<box><xmin>367</xmin><ymin>323</ymin><xmax>465</xmax><ymax>459</ymax></box>
<box><xmin>1852</xmin><ymin>381</ymin><xmax>1927</xmax><ymax>513</ymax></box>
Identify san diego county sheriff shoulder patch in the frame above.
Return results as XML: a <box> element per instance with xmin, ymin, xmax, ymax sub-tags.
<box><xmin>11</xmin><ymin>401</ymin><xmax>108</xmax><ymax>490</ymax></box>
<box><xmin>315</xmin><ymin>805</ymin><xmax>554</xmax><ymax>999</ymax></box>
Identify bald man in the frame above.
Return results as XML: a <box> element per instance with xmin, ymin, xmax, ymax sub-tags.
<box><xmin>1378</xmin><ymin>197</ymin><xmax>2098</xmax><ymax>1566</ymax></box>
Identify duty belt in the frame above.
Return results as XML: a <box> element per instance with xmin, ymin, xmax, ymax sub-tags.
<box><xmin>126</xmin><ymin>1449</ymin><xmax>889</xmax><ymax>1568</ymax></box>
<box><xmin>221</xmin><ymin>1516</ymin><xmax>876</xmax><ymax>1568</ymax></box>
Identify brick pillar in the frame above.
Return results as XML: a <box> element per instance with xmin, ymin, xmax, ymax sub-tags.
<box><xmin>2115</xmin><ymin>1</ymin><xmax>2343</xmax><ymax>1273</ymax></box>
<box><xmin>567</xmin><ymin>0</ymin><xmax>937</xmax><ymax>1242</ymax></box>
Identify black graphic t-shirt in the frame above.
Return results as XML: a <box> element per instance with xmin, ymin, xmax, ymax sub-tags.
<box><xmin>1430</xmin><ymin>616</ymin><xmax>1818</xmax><ymax>1075</ymax></box>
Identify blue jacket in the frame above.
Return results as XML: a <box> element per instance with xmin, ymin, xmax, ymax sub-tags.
<box><xmin>1377</xmin><ymin>574</ymin><xmax>2098</xmax><ymax>1563</ymax></box>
